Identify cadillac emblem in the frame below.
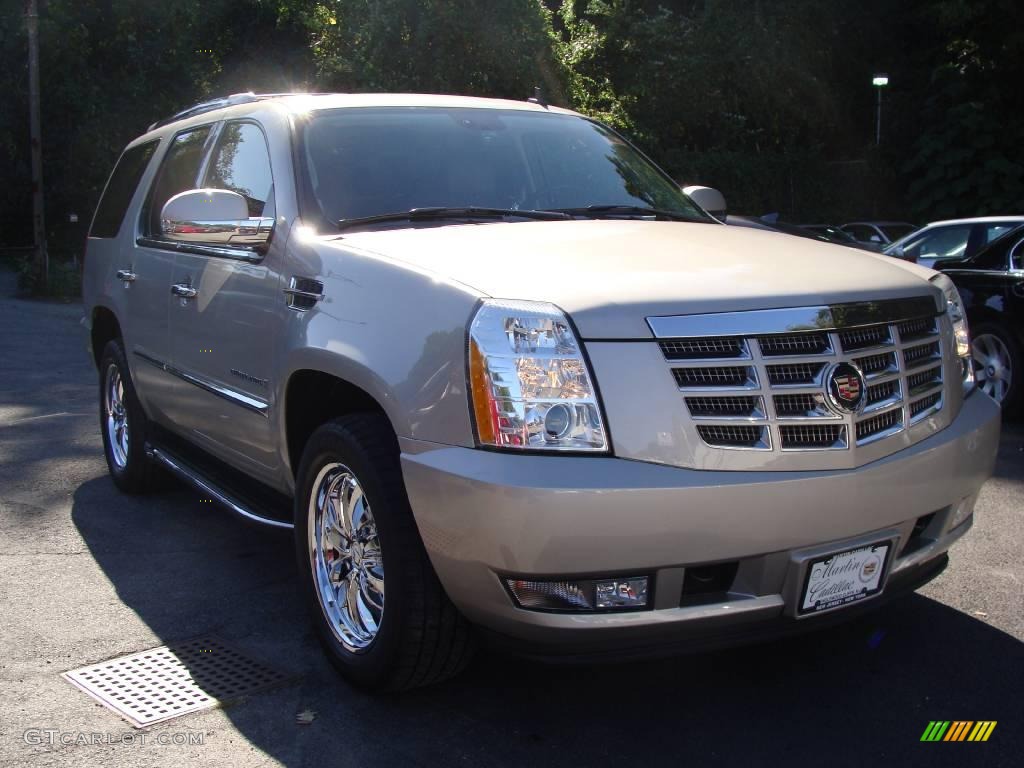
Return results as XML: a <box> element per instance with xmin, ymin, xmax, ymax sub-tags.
<box><xmin>826</xmin><ymin>362</ymin><xmax>866</xmax><ymax>414</ymax></box>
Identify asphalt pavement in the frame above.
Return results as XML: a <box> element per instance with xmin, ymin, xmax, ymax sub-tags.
<box><xmin>0</xmin><ymin>267</ymin><xmax>1021</xmax><ymax>767</ymax></box>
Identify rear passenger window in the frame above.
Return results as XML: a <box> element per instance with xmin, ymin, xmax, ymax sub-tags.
<box><xmin>205</xmin><ymin>122</ymin><xmax>274</xmax><ymax>218</ymax></box>
<box><xmin>90</xmin><ymin>140</ymin><xmax>159</xmax><ymax>238</ymax></box>
<box><xmin>144</xmin><ymin>126</ymin><xmax>213</xmax><ymax>235</ymax></box>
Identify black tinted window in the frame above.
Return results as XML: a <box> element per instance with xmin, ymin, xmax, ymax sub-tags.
<box><xmin>205</xmin><ymin>122</ymin><xmax>274</xmax><ymax>217</ymax></box>
<box><xmin>90</xmin><ymin>140</ymin><xmax>159</xmax><ymax>238</ymax></box>
<box><xmin>145</xmin><ymin>126</ymin><xmax>212</xmax><ymax>235</ymax></box>
<box><xmin>843</xmin><ymin>225</ymin><xmax>875</xmax><ymax>241</ymax></box>
<box><xmin>971</xmin><ymin>226</ymin><xmax>1024</xmax><ymax>270</ymax></box>
<box><xmin>299</xmin><ymin>108</ymin><xmax>706</xmax><ymax>227</ymax></box>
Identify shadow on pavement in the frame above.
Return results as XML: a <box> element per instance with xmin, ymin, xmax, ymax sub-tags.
<box><xmin>70</xmin><ymin>476</ymin><xmax>1022</xmax><ymax>767</ymax></box>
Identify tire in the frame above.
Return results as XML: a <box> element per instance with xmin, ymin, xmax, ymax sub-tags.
<box><xmin>98</xmin><ymin>339</ymin><xmax>157</xmax><ymax>493</ymax></box>
<box><xmin>971</xmin><ymin>322</ymin><xmax>1021</xmax><ymax>416</ymax></box>
<box><xmin>294</xmin><ymin>413</ymin><xmax>475</xmax><ymax>691</ymax></box>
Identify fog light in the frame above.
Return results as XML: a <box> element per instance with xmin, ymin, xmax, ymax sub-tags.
<box><xmin>595</xmin><ymin>578</ymin><xmax>649</xmax><ymax>608</ymax></box>
<box><xmin>950</xmin><ymin>495</ymin><xmax>976</xmax><ymax>531</ymax></box>
<box><xmin>506</xmin><ymin>576</ymin><xmax>649</xmax><ymax>611</ymax></box>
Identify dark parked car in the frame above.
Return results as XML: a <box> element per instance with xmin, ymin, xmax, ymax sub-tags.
<box><xmin>938</xmin><ymin>224</ymin><xmax>1024</xmax><ymax>414</ymax></box>
<box><xmin>799</xmin><ymin>224</ymin><xmax>866</xmax><ymax>248</ymax></box>
<box><xmin>727</xmin><ymin>215</ymin><xmax>873</xmax><ymax>249</ymax></box>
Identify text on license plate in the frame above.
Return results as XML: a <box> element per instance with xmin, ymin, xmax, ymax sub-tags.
<box><xmin>800</xmin><ymin>542</ymin><xmax>892</xmax><ymax>615</ymax></box>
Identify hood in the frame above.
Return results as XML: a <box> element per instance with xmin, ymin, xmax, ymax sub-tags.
<box><xmin>330</xmin><ymin>219</ymin><xmax>942</xmax><ymax>339</ymax></box>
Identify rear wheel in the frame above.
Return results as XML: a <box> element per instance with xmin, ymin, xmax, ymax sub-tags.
<box><xmin>98</xmin><ymin>339</ymin><xmax>157</xmax><ymax>493</ymax></box>
<box><xmin>294</xmin><ymin>413</ymin><xmax>474</xmax><ymax>691</ymax></box>
<box><xmin>971</xmin><ymin>323</ymin><xmax>1020</xmax><ymax>415</ymax></box>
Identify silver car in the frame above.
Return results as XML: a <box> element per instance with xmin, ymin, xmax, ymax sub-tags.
<box><xmin>82</xmin><ymin>92</ymin><xmax>1001</xmax><ymax>690</ymax></box>
<box><xmin>884</xmin><ymin>216</ymin><xmax>1024</xmax><ymax>268</ymax></box>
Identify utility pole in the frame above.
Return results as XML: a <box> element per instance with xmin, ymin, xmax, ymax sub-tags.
<box><xmin>26</xmin><ymin>0</ymin><xmax>47</xmax><ymax>289</ymax></box>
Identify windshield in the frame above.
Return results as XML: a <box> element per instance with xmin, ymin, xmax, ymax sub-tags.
<box><xmin>297</xmin><ymin>107</ymin><xmax>709</xmax><ymax>229</ymax></box>
<box><xmin>884</xmin><ymin>227</ymin><xmax>924</xmax><ymax>253</ymax></box>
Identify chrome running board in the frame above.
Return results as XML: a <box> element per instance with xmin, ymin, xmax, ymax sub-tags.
<box><xmin>146</xmin><ymin>444</ymin><xmax>294</xmax><ymax>530</ymax></box>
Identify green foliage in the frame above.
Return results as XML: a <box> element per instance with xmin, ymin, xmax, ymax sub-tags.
<box><xmin>0</xmin><ymin>0</ymin><xmax>1021</xmax><ymax>270</ymax></box>
<box><xmin>11</xmin><ymin>252</ymin><xmax>81</xmax><ymax>299</ymax></box>
<box><xmin>902</xmin><ymin>0</ymin><xmax>1024</xmax><ymax>218</ymax></box>
<box><xmin>299</xmin><ymin>1</ymin><xmax>564</xmax><ymax>98</ymax></box>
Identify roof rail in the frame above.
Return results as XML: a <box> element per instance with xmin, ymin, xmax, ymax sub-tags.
<box><xmin>147</xmin><ymin>92</ymin><xmax>261</xmax><ymax>132</ymax></box>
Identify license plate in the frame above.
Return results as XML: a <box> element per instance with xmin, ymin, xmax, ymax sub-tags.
<box><xmin>799</xmin><ymin>542</ymin><xmax>892</xmax><ymax>615</ymax></box>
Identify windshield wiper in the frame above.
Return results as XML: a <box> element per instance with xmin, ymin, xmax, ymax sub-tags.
<box><xmin>550</xmin><ymin>205</ymin><xmax>703</xmax><ymax>222</ymax></box>
<box><xmin>336</xmin><ymin>206</ymin><xmax>571</xmax><ymax>231</ymax></box>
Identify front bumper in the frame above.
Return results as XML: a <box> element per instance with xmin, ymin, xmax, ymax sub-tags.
<box><xmin>401</xmin><ymin>392</ymin><xmax>1000</xmax><ymax>653</ymax></box>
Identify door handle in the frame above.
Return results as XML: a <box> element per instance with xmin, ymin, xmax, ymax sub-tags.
<box><xmin>170</xmin><ymin>283</ymin><xmax>197</xmax><ymax>299</ymax></box>
<box><xmin>116</xmin><ymin>269</ymin><xmax>136</xmax><ymax>282</ymax></box>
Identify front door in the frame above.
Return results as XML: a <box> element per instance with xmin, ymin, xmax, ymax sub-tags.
<box><xmin>166</xmin><ymin>121</ymin><xmax>282</xmax><ymax>477</ymax></box>
<box><xmin>129</xmin><ymin>125</ymin><xmax>215</xmax><ymax>428</ymax></box>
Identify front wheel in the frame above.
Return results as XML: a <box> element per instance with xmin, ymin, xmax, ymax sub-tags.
<box><xmin>971</xmin><ymin>323</ymin><xmax>1020</xmax><ymax>415</ymax></box>
<box><xmin>294</xmin><ymin>413</ymin><xmax>474</xmax><ymax>691</ymax></box>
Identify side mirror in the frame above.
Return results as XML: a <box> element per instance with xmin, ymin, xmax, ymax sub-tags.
<box><xmin>160</xmin><ymin>189</ymin><xmax>273</xmax><ymax>251</ymax></box>
<box><xmin>682</xmin><ymin>185</ymin><xmax>727</xmax><ymax>220</ymax></box>
<box><xmin>889</xmin><ymin>245</ymin><xmax>906</xmax><ymax>260</ymax></box>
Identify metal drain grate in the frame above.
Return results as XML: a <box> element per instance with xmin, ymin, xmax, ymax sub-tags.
<box><xmin>62</xmin><ymin>636</ymin><xmax>292</xmax><ymax>728</ymax></box>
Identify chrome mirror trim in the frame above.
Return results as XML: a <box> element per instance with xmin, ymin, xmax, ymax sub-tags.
<box><xmin>136</xmin><ymin>236</ymin><xmax>266</xmax><ymax>263</ymax></box>
<box><xmin>160</xmin><ymin>216</ymin><xmax>274</xmax><ymax>248</ymax></box>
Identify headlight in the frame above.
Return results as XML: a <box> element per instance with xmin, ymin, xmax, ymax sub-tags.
<box><xmin>930</xmin><ymin>273</ymin><xmax>974</xmax><ymax>394</ymax></box>
<box><xmin>468</xmin><ymin>299</ymin><xmax>608</xmax><ymax>451</ymax></box>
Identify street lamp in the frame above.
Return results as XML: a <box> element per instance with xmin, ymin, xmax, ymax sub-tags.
<box><xmin>873</xmin><ymin>73</ymin><xmax>889</xmax><ymax>146</ymax></box>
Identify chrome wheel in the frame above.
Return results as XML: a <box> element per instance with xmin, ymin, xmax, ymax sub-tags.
<box><xmin>308</xmin><ymin>463</ymin><xmax>384</xmax><ymax>652</ymax></box>
<box><xmin>972</xmin><ymin>333</ymin><xmax>1013</xmax><ymax>403</ymax></box>
<box><xmin>104</xmin><ymin>363</ymin><xmax>130</xmax><ymax>469</ymax></box>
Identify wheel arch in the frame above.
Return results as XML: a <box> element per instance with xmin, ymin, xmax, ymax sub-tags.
<box><xmin>90</xmin><ymin>304</ymin><xmax>122</xmax><ymax>367</ymax></box>
<box><xmin>281</xmin><ymin>352</ymin><xmax>409</xmax><ymax>480</ymax></box>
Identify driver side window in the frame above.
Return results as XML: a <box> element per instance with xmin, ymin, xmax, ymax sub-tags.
<box><xmin>204</xmin><ymin>121</ymin><xmax>275</xmax><ymax>218</ymax></box>
<box><xmin>144</xmin><ymin>126</ymin><xmax>212</xmax><ymax>236</ymax></box>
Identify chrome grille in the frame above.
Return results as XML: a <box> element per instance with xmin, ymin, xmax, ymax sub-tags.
<box><xmin>853</xmin><ymin>351</ymin><xmax>898</xmax><ymax>377</ymax></box>
<box><xmin>660</xmin><ymin>337</ymin><xmax>747</xmax><ymax>360</ymax></box>
<box><xmin>696</xmin><ymin>424</ymin><xmax>768</xmax><ymax>448</ymax></box>
<box><xmin>856</xmin><ymin>408</ymin><xmax>902</xmax><ymax>443</ymax></box>
<box><xmin>910</xmin><ymin>391</ymin><xmax>942</xmax><ymax>418</ymax></box>
<box><xmin>907</xmin><ymin>365</ymin><xmax>942</xmax><ymax>394</ymax></box>
<box><xmin>780</xmin><ymin>424</ymin><xmax>845</xmax><ymax>449</ymax></box>
<box><xmin>897</xmin><ymin>316</ymin><xmax>936</xmax><ymax>342</ymax></box>
<box><xmin>757</xmin><ymin>333</ymin><xmax>831</xmax><ymax>356</ymax></box>
<box><xmin>773</xmin><ymin>393</ymin><xmax>830</xmax><ymax>417</ymax></box>
<box><xmin>867</xmin><ymin>379</ymin><xmax>898</xmax><ymax>404</ymax></box>
<box><xmin>685</xmin><ymin>396</ymin><xmax>763</xmax><ymax>418</ymax></box>
<box><xmin>839</xmin><ymin>325</ymin><xmax>891</xmax><ymax>351</ymax></box>
<box><xmin>766</xmin><ymin>362</ymin><xmax>826</xmax><ymax>385</ymax></box>
<box><xmin>904</xmin><ymin>341</ymin><xmax>941</xmax><ymax>368</ymax></box>
<box><xmin>652</xmin><ymin>298</ymin><xmax>948</xmax><ymax>457</ymax></box>
<box><xmin>673</xmin><ymin>366</ymin><xmax>755</xmax><ymax>388</ymax></box>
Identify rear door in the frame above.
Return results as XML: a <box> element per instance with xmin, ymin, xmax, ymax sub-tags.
<box><xmin>164</xmin><ymin>120</ymin><xmax>283</xmax><ymax>477</ymax></box>
<box><xmin>87</xmin><ymin>139</ymin><xmax>171</xmax><ymax>418</ymax></box>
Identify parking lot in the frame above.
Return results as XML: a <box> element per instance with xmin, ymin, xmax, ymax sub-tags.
<box><xmin>0</xmin><ymin>270</ymin><xmax>1020</xmax><ymax>768</ymax></box>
